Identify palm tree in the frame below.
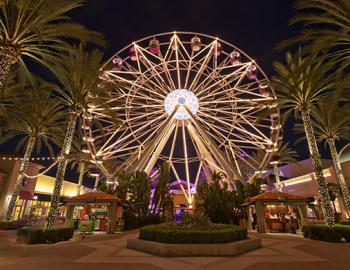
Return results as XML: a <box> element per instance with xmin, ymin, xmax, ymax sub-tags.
<box><xmin>310</xmin><ymin>95</ymin><xmax>350</xmax><ymax>216</ymax></box>
<box><xmin>1</xmin><ymin>78</ymin><xmax>66</xmax><ymax>221</ymax></box>
<box><xmin>0</xmin><ymin>0</ymin><xmax>106</xmax><ymax>88</ymax></box>
<box><xmin>279</xmin><ymin>0</ymin><xmax>350</xmax><ymax>68</ymax></box>
<box><xmin>270</xmin><ymin>141</ymin><xmax>299</xmax><ymax>191</ymax></box>
<box><xmin>45</xmin><ymin>46</ymin><xmax>107</xmax><ymax>228</ymax></box>
<box><xmin>67</xmin><ymin>120</ymin><xmax>92</xmax><ymax>196</ymax></box>
<box><xmin>151</xmin><ymin>163</ymin><xmax>171</xmax><ymax>215</ymax></box>
<box><xmin>272</xmin><ymin>49</ymin><xmax>336</xmax><ymax>227</ymax></box>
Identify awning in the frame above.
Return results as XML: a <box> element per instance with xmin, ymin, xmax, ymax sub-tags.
<box><xmin>19</xmin><ymin>190</ymin><xmax>34</xmax><ymax>200</ymax></box>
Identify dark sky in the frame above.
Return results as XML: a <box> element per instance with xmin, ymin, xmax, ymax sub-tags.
<box><xmin>2</xmin><ymin>0</ymin><xmax>343</xmax><ymax>186</ymax></box>
<box><xmin>68</xmin><ymin>0</ymin><xmax>321</xmax><ymax>159</ymax></box>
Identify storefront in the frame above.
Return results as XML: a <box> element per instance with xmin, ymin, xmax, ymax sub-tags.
<box><xmin>65</xmin><ymin>191</ymin><xmax>123</xmax><ymax>234</ymax></box>
<box><xmin>248</xmin><ymin>191</ymin><xmax>309</xmax><ymax>233</ymax></box>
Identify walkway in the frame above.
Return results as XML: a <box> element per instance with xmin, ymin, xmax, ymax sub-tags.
<box><xmin>1</xmin><ymin>230</ymin><xmax>350</xmax><ymax>270</ymax></box>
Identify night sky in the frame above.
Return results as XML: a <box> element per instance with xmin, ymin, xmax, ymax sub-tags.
<box><xmin>2</xmin><ymin>0</ymin><xmax>343</xmax><ymax>186</ymax></box>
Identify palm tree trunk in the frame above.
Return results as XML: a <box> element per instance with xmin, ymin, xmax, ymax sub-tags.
<box><xmin>0</xmin><ymin>44</ymin><xmax>20</xmax><ymax>88</ymax></box>
<box><xmin>77</xmin><ymin>162</ymin><xmax>85</xmax><ymax>195</ymax></box>
<box><xmin>327</xmin><ymin>138</ymin><xmax>350</xmax><ymax>216</ymax></box>
<box><xmin>301</xmin><ymin>109</ymin><xmax>335</xmax><ymax>227</ymax></box>
<box><xmin>4</xmin><ymin>136</ymin><xmax>35</xmax><ymax>221</ymax></box>
<box><xmin>94</xmin><ymin>175</ymin><xmax>100</xmax><ymax>190</ymax></box>
<box><xmin>273</xmin><ymin>163</ymin><xmax>282</xmax><ymax>191</ymax></box>
<box><xmin>46</xmin><ymin>112</ymin><xmax>78</xmax><ymax>229</ymax></box>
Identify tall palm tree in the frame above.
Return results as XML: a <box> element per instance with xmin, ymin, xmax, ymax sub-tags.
<box><xmin>272</xmin><ymin>49</ymin><xmax>336</xmax><ymax>227</ymax></box>
<box><xmin>45</xmin><ymin>46</ymin><xmax>107</xmax><ymax>228</ymax></box>
<box><xmin>0</xmin><ymin>0</ymin><xmax>106</xmax><ymax>87</ymax></box>
<box><xmin>270</xmin><ymin>141</ymin><xmax>298</xmax><ymax>191</ymax></box>
<box><xmin>1</xmin><ymin>78</ymin><xmax>66</xmax><ymax>221</ymax></box>
<box><xmin>278</xmin><ymin>0</ymin><xmax>350</xmax><ymax>68</ymax></box>
<box><xmin>67</xmin><ymin>119</ymin><xmax>93</xmax><ymax>196</ymax></box>
<box><xmin>151</xmin><ymin>163</ymin><xmax>171</xmax><ymax>215</ymax></box>
<box><xmin>310</xmin><ymin>95</ymin><xmax>350</xmax><ymax>216</ymax></box>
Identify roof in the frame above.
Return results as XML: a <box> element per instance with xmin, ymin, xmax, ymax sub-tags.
<box><xmin>66</xmin><ymin>191</ymin><xmax>121</xmax><ymax>203</ymax></box>
<box><xmin>19</xmin><ymin>190</ymin><xmax>34</xmax><ymax>200</ymax></box>
<box><xmin>250</xmin><ymin>191</ymin><xmax>308</xmax><ymax>202</ymax></box>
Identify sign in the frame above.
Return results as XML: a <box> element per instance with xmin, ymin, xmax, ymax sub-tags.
<box><xmin>85</xmin><ymin>197</ymin><xmax>96</xmax><ymax>203</ymax></box>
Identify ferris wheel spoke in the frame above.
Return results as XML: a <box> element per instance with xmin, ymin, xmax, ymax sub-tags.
<box><xmin>121</xmin><ymin>60</ymin><xmax>170</xmax><ymax>97</ymax></box>
<box><xmin>197</xmin><ymin>110</ymin><xmax>269</xmax><ymax>146</ymax></box>
<box><xmin>135</xmin><ymin>45</ymin><xmax>172</xmax><ymax>94</ymax></box>
<box><xmin>98</xmin><ymin>113</ymin><xmax>167</xmax><ymax>155</ymax></box>
<box><xmin>107</xmin><ymin>71</ymin><xmax>166</xmax><ymax>101</ymax></box>
<box><xmin>181</xmin><ymin>120</ymin><xmax>192</xmax><ymax>201</ymax></box>
<box><xmin>197</xmin><ymin>63</ymin><xmax>252</xmax><ymax>98</ymax></box>
<box><xmin>193</xmin><ymin>60</ymin><xmax>249</xmax><ymax>97</ymax></box>
<box><xmin>173</xmin><ymin>34</ymin><xmax>183</xmax><ymax>89</ymax></box>
<box><xmin>187</xmin><ymin>40</ymin><xmax>216</xmax><ymax>91</ymax></box>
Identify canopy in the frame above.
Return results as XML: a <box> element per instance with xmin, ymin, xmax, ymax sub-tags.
<box><xmin>250</xmin><ymin>191</ymin><xmax>308</xmax><ymax>204</ymax></box>
<box><xmin>65</xmin><ymin>191</ymin><xmax>121</xmax><ymax>206</ymax></box>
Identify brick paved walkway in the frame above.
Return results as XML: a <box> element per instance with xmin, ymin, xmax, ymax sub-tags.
<box><xmin>1</xmin><ymin>230</ymin><xmax>349</xmax><ymax>270</ymax></box>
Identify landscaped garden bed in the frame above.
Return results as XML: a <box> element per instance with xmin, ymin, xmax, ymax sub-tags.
<box><xmin>139</xmin><ymin>223</ymin><xmax>247</xmax><ymax>244</ymax></box>
<box><xmin>16</xmin><ymin>227</ymin><xmax>74</xmax><ymax>244</ymax></box>
<box><xmin>0</xmin><ymin>220</ymin><xmax>27</xmax><ymax>230</ymax></box>
<box><xmin>302</xmin><ymin>224</ymin><xmax>350</xmax><ymax>242</ymax></box>
<box><xmin>127</xmin><ymin>212</ymin><xmax>261</xmax><ymax>256</ymax></box>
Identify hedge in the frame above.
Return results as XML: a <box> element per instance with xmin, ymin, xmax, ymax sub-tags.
<box><xmin>302</xmin><ymin>224</ymin><xmax>350</xmax><ymax>243</ymax></box>
<box><xmin>0</xmin><ymin>220</ymin><xmax>27</xmax><ymax>230</ymax></box>
<box><xmin>17</xmin><ymin>227</ymin><xmax>74</xmax><ymax>244</ymax></box>
<box><xmin>139</xmin><ymin>224</ymin><xmax>247</xmax><ymax>244</ymax></box>
<box><xmin>340</xmin><ymin>220</ymin><xmax>350</xmax><ymax>226</ymax></box>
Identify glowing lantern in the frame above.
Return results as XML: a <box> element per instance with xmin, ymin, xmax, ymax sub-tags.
<box><xmin>129</xmin><ymin>47</ymin><xmax>138</xmax><ymax>61</ymax></box>
<box><xmin>247</xmin><ymin>65</ymin><xmax>257</xmax><ymax>80</ymax></box>
<box><xmin>191</xmin><ymin>37</ymin><xmax>201</xmax><ymax>51</ymax></box>
<box><xmin>229</xmin><ymin>51</ymin><xmax>241</xmax><ymax>65</ymax></box>
<box><xmin>149</xmin><ymin>39</ymin><xmax>160</xmax><ymax>54</ymax></box>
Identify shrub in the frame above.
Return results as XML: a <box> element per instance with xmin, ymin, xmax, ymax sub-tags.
<box><xmin>139</xmin><ymin>223</ymin><xmax>247</xmax><ymax>244</ymax></box>
<box><xmin>17</xmin><ymin>227</ymin><xmax>74</xmax><ymax>244</ymax></box>
<box><xmin>340</xmin><ymin>220</ymin><xmax>350</xmax><ymax>226</ymax></box>
<box><xmin>181</xmin><ymin>212</ymin><xmax>211</xmax><ymax>228</ymax></box>
<box><xmin>139</xmin><ymin>214</ymin><xmax>161</xmax><ymax>227</ymax></box>
<box><xmin>302</xmin><ymin>224</ymin><xmax>350</xmax><ymax>243</ymax></box>
<box><xmin>0</xmin><ymin>220</ymin><xmax>27</xmax><ymax>230</ymax></box>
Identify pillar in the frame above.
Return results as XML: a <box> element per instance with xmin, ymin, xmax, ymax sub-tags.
<box><xmin>64</xmin><ymin>205</ymin><xmax>75</xmax><ymax>227</ymax></box>
<box><xmin>107</xmin><ymin>202</ymin><xmax>117</xmax><ymax>234</ymax></box>
<box><xmin>255</xmin><ymin>201</ymin><xmax>266</xmax><ymax>233</ymax></box>
<box><xmin>297</xmin><ymin>205</ymin><xmax>308</xmax><ymax>227</ymax></box>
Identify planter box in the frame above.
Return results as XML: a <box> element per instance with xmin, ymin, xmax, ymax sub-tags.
<box><xmin>127</xmin><ymin>238</ymin><xmax>261</xmax><ymax>257</ymax></box>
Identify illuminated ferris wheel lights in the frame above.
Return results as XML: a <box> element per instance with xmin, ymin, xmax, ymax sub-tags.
<box><xmin>149</xmin><ymin>38</ymin><xmax>160</xmax><ymax>54</ymax></box>
<box><xmin>191</xmin><ymin>37</ymin><xmax>202</xmax><ymax>51</ymax></box>
<box><xmin>86</xmin><ymin>32</ymin><xmax>280</xmax><ymax>195</ymax></box>
<box><xmin>83</xmin><ymin>136</ymin><xmax>94</xmax><ymax>142</ymax></box>
<box><xmin>212</xmin><ymin>42</ymin><xmax>222</xmax><ymax>57</ymax></box>
<box><xmin>129</xmin><ymin>47</ymin><xmax>138</xmax><ymax>61</ymax></box>
<box><xmin>229</xmin><ymin>51</ymin><xmax>241</xmax><ymax>65</ymax></box>
<box><xmin>247</xmin><ymin>65</ymin><xmax>257</xmax><ymax>80</ymax></box>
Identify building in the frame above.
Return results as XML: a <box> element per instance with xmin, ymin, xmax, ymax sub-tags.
<box><xmin>263</xmin><ymin>145</ymin><xmax>350</xmax><ymax>219</ymax></box>
<box><xmin>0</xmin><ymin>157</ymin><xmax>92</xmax><ymax>221</ymax></box>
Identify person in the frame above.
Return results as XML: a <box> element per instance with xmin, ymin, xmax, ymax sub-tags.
<box><xmin>252</xmin><ymin>211</ymin><xmax>257</xmax><ymax>230</ymax></box>
<box><xmin>280</xmin><ymin>213</ymin><xmax>287</xmax><ymax>233</ymax></box>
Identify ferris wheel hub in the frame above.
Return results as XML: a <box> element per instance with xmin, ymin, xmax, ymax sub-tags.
<box><xmin>163</xmin><ymin>89</ymin><xmax>199</xmax><ymax>120</ymax></box>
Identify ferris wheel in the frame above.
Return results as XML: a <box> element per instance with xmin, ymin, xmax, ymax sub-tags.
<box><xmin>83</xmin><ymin>32</ymin><xmax>280</xmax><ymax>204</ymax></box>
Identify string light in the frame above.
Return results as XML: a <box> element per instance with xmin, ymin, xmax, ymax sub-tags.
<box><xmin>0</xmin><ymin>156</ymin><xmax>57</xmax><ymax>161</ymax></box>
<box><xmin>301</xmin><ymin>109</ymin><xmax>335</xmax><ymax>227</ymax></box>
